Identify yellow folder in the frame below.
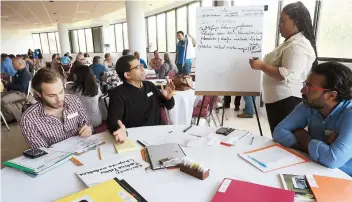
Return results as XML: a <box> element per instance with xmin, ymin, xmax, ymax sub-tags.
<box><xmin>55</xmin><ymin>179</ymin><xmax>137</xmax><ymax>202</ymax></box>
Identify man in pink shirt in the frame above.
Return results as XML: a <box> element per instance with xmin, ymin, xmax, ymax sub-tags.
<box><xmin>149</xmin><ymin>50</ymin><xmax>163</xmax><ymax>74</ymax></box>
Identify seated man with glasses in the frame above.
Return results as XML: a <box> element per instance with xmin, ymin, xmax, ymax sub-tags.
<box><xmin>273</xmin><ymin>62</ymin><xmax>352</xmax><ymax>176</ymax></box>
<box><xmin>107</xmin><ymin>55</ymin><xmax>175</xmax><ymax>143</ymax></box>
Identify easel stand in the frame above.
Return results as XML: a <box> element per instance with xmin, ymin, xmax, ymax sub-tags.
<box><xmin>195</xmin><ymin>92</ymin><xmax>263</xmax><ymax>137</ymax></box>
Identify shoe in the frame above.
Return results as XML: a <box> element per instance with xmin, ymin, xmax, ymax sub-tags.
<box><xmin>234</xmin><ymin>106</ymin><xmax>240</xmax><ymax>111</ymax></box>
<box><xmin>237</xmin><ymin>113</ymin><xmax>253</xmax><ymax>118</ymax></box>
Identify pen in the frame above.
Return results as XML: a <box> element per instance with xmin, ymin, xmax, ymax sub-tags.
<box><xmin>183</xmin><ymin>125</ymin><xmax>192</xmax><ymax>133</ymax></box>
<box><xmin>250</xmin><ymin>137</ymin><xmax>254</xmax><ymax>145</ymax></box>
<box><xmin>248</xmin><ymin>156</ymin><xmax>267</xmax><ymax>168</ymax></box>
<box><xmin>137</xmin><ymin>140</ymin><xmax>147</xmax><ymax>147</ymax></box>
<box><xmin>98</xmin><ymin>147</ymin><xmax>102</xmax><ymax>160</ymax></box>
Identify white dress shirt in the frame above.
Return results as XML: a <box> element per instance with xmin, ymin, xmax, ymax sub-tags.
<box><xmin>262</xmin><ymin>32</ymin><xmax>316</xmax><ymax>104</ymax></box>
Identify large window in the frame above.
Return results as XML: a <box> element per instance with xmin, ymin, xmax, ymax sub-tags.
<box><xmin>85</xmin><ymin>29</ymin><xmax>94</xmax><ymax>53</ymax></box>
<box><xmin>32</xmin><ymin>34</ymin><xmax>41</xmax><ymax>50</ymax></box>
<box><xmin>47</xmin><ymin>32</ymin><xmax>57</xmax><ymax>53</ymax></box>
<box><xmin>317</xmin><ymin>1</ymin><xmax>352</xmax><ymax>58</ymax></box>
<box><xmin>109</xmin><ymin>25</ymin><xmax>116</xmax><ymax>53</ymax></box>
<box><xmin>176</xmin><ymin>6</ymin><xmax>187</xmax><ymax>34</ymax></box>
<box><xmin>157</xmin><ymin>14</ymin><xmax>166</xmax><ymax>52</ymax></box>
<box><xmin>167</xmin><ymin>10</ymin><xmax>176</xmax><ymax>52</ymax></box>
<box><xmin>115</xmin><ymin>24</ymin><xmax>124</xmax><ymax>52</ymax></box>
<box><xmin>123</xmin><ymin>23</ymin><xmax>129</xmax><ymax>49</ymax></box>
<box><xmin>188</xmin><ymin>2</ymin><xmax>200</xmax><ymax>38</ymax></box>
<box><xmin>77</xmin><ymin>29</ymin><xmax>87</xmax><ymax>53</ymax></box>
<box><xmin>68</xmin><ymin>27</ymin><xmax>102</xmax><ymax>53</ymax></box>
<box><xmin>39</xmin><ymin>33</ymin><xmax>49</xmax><ymax>54</ymax></box>
<box><xmin>55</xmin><ymin>32</ymin><xmax>61</xmax><ymax>53</ymax></box>
<box><xmin>32</xmin><ymin>32</ymin><xmax>60</xmax><ymax>54</ymax></box>
<box><xmin>148</xmin><ymin>16</ymin><xmax>157</xmax><ymax>52</ymax></box>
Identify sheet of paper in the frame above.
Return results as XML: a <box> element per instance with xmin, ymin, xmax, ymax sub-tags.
<box><xmin>76</xmin><ymin>157</ymin><xmax>147</xmax><ymax>187</ymax></box>
<box><xmin>223</xmin><ymin>130</ymin><xmax>250</xmax><ymax>145</ymax></box>
<box><xmin>182</xmin><ymin>136</ymin><xmax>217</xmax><ymax>147</ymax></box>
<box><xmin>248</xmin><ymin>146</ymin><xmax>305</xmax><ymax>170</ymax></box>
<box><xmin>49</xmin><ymin>136</ymin><xmax>104</xmax><ymax>154</ymax></box>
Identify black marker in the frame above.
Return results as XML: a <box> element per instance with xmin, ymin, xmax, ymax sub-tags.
<box><xmin>137</xmin><ymin>140</ymin><xmax>146</xmax><ymax>147</ymax></box>
<box><xmin>183</xmin><ymin>125</ymin><xmax>192</xmax><ymax>133</ymax></box>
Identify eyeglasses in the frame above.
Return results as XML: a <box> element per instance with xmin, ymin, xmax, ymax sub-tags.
<box><xmin>129</xmin><ymin>64</ymin><xmax>143</xmax><ymax>71</ymax></box>
<box><xmin>302</xmin><ymin>82</ymin><xmax>329</xmax><ymax>93</ymax></box>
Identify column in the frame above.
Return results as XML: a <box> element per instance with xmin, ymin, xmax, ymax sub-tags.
<box><xmin>57</xmin><ymin>23</ymin><xmax>71</xmax><ymax>55</ymax></box>
<box><xmin>125</xmin><ymin>0</ymin><xmax>147</xmax><ymax>60</ymax></box>
<box><xmin>101</xmin><ymin>22</ymin><xmax>112</xmax><ymax>54</ymax></box>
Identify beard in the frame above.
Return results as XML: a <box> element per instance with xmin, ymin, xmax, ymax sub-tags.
<box><xmin>41</xmin><ymin>97</ymin><xmax>63</xmax><ymax>109</ymax></box>
<box><xmin>302</xmin><ymin>94</ymin><xmax>324</xmax><ymax>110</ymax></box>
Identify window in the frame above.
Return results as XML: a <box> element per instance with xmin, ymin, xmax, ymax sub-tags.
<box><xmin>32</xmin><ymin>34</ymin><xmax>41</xmax><ymax>50</ymax></box>
<box><xmin>167</xmin><ymin>10</ymin><xmax>176</xmax><ymax>52</ymax></box>
<box><xmin>40</xmin><ymin>33</ymin><xmax>49</xmax><ymax>54</ymax></box>
<box><xmin>78</xmin><ymin>29</ymin><xmax>87</xmax><ymax>52</ymax></box>
<box><xmin>317</xmin><ymin>1</ymin><xmax>352</xmax><ymax>58</ymax></box>
<box><xmin>48</xmin><ymin>32</ymin><xmax>57</xmax><ymax>53</ymax></box>
<box><xmin>188</xmin><ymin>2</ymin><xmax>200</xmax><ymax>38</ymax></box>
<box><xmin>85</xmin><ymin>29</ymin><xmax>94</xmax><ymax>53</ymax></box>
<box><xmin>123</xmin><ymin>23</ymin><xmax>129</xmax><ymax>49</ymax></box>
<box><xmin>234</xmin><ymin>0</ymin><xmax>279</xmax><ymax>54</ymax></box>
<box><xmin>55</xmin><ymin>32</ymin><xmax>61</xmax><ymax>53</ymax></box>
<box><xmin>92</xmin><ymin>27</ymin><xmax>103</xmax><ymax>53</ymax></box>
<box><xmin>109</xmin><ymin>25</ymin><xmax>116</xmax><ymax>52</ymax></box>
<box><xmin>115</xmin><ymin>24</ymin><xmax>124</xmax><ymax>52</ymax></box>
<box><xmin>156</xmin><ymin>14</ymin><xmax>166</xmax><ymax>52</ymax></box>
<box><xmin>177</xmin><ymin>6</ymin><xmax>187</xmax><ymax>33</ymax></box>
<box><xmin>279</xmin><ymin>0</ymin><xmax>316</xmax><ymax>44</ymax></box>
<box><xmin>148</xmin><ymin>16</ymin><xmax>157</xmax><ymax>52</ymax></box>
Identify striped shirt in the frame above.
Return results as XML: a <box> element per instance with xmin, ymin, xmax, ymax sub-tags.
<box><xmin>20</xmin><ymin>94</ymin><xmax>92</xmax><ymax>149</ymax></box>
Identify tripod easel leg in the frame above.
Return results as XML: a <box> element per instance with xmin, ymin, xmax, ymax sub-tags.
<box><xmin>252</xmin><ymin>96</ymin><xmax>263</xmax><ymax>136</ymax></box>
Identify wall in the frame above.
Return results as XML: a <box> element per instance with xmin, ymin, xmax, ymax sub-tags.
<box><xmin>1</xmin><ymin>29</ymin><xmax>33</xmax><ymax>54</ymax></box>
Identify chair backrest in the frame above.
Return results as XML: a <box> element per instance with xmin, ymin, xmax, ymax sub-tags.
<box><xmin>167</xmin><ymin>71</ymin><xmax>175</xmax><ymax>79</ymax></box>
<box><xmin>160</xmin><ymin>106</ymin><xmax>169</xmax><ymax>125</ymax></box>
<box><xmin>64</xmin><ymin>81</ymin><xmax>74</xmax><ymax>89</ymax></box>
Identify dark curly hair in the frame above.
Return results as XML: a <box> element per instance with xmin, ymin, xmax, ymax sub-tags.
<box><xmin>312</xmin><ymin>62</ymin><xmax>352</xmax><ymax>102</ymax></box>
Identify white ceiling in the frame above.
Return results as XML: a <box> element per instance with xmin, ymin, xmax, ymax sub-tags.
<box><xmin>0</xmin><ymin>0</ymin><xmax>178</xmax><ymax>30</ymax></box>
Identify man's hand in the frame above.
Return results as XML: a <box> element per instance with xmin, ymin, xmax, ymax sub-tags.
<box><xmin>161</xmin><ymin>80</ymin><xmax>175</xmax><ymax>100</ymax></box>
<box><xmin>79</xmin><ymin>124</ymin><xmax>92</xmax><ymax>137</ymax></box>
<box><xmin>293</xmin><ymin>128</ymin><xmax>312</xmax><ymax>153</ymax></box>
<box><xmin>113</xmin><ymin>120</ymin><xmax>127</xmax><ymax>143</ymax></box>
<box><xmin>249</xmin><ymin>58</ymin><xmax>265</xmax><ymax>70</ymax></box>
<box><xmin>324</xmin><ymin>133</ymin><xmax>337</xmax><ymax>145</ymax></box>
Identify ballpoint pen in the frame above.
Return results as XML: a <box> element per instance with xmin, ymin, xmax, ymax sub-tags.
<box><xmin>248</xmin><ymin>156</ymin><xmax>267</xmax><ymax>168</ymax></box>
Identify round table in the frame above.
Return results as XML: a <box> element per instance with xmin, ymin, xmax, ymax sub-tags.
<box><xmin>2</xmin><ymin>126</ymin><xmax>350</xmax><ymax>202</ymax></box>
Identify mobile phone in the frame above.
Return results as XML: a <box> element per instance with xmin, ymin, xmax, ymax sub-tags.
<box><xmin>216</xmin><ymin>127</ymin><xmax>235</xmax><ymax>136</ymax></box>
<box><xmin>23</xmin><ymin>148</ymin><xmax>47</xmax><ymax>159</ymax></box>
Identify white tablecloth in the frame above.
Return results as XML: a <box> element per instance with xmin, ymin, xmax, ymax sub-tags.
<box><xmin>1</xmin><ymin>125</ymin><xmax>350</xmax><ymax>202</ymax></box>
<box><xmin>168</xmin><ymin>89</ymin><xmax>197</xmax><ymax>125</ymax></box>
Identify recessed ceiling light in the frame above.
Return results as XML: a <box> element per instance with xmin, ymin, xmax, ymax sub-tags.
<box><xmin>49</xmin><ymin>1</ymin><xmax>54</xmax><ymax>2</ymax></box>
<box><xmin>53</xmin><ymin>13</ymin><xmax>57</xmax><ymax>14</ymax></box>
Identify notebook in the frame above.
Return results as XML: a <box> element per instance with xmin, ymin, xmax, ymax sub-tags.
<box><xmin>306</xmin><ymin>175</ymin><xmax>352</xmax><ymax>202</ymax></box>
<box><xmin>55</xmin><ymin>178</ymin><xmax>137</xmax><ymax>202</ymax></box>
<box><xmin>211</xmin><ymin>178</ymin><xmax>294</xmax><ymax>202</ymax></box>
<box><xmin>280</xmin><ymin>174</ymin><xmax>315</xmax><ymax>201</ymax></box>
<box><xmin>114</xmin><ymin>139</ymin><xmax>138</xmax><ymax>153</ymax></box>
<box><xmin>239</xmin><ymin>144</ymin><xmax>309</xmax><ymax>172</ymax></box>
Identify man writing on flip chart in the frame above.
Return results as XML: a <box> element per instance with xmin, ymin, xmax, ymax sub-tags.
<box><xmin>273</xmin><ymin>62</ymin><xmax>352</xmax><ymax>176</ymax></box>
<box><xmin>107</xmin><ymin>55</ymin><xmax>175</xmax><ymax>143</ymax></box>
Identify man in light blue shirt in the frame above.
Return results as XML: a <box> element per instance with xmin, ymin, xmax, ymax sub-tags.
<box><xmin>1</xmin><ymin>53</ymin><xmax>16</xmax><ymax>76</ymax></box>
<box><xmin>274</xmin><ymin>62</ymin><xmax>352</xmax><ymax>176</ymax></box>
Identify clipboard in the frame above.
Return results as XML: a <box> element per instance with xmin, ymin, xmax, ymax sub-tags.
<box><xmin>146</xmin><ymin>143</ymin><xmax>186</xmax><ymax>170</ymax></box>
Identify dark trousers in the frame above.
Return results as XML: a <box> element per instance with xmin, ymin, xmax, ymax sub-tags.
<box><xmin>176</xmin><ymin>63</ymin><xmax>191</xmax><ymax>74</ymax></box>
<box><xmin>265</xmin><ymin>96</ymin><xmax>302</xmax><ymax>134</ymax></box>
<box><xmin>224</xmin><ymin>96</ymin><xmax>241</xmax><ymax>107</ymax></box>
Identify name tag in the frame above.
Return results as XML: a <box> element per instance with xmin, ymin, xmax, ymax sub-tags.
<box><xmin>147</xmin><ymin>92</ymin><xmax>153</xmax><ymax>97</ymax></box>
<box><xmin>67</xmin><ymin>112</ymin><xmax>79</xmax><ymax>119</ymax></box>
<box><xmin>324</xmin><ymin>130</ymin><xmax>336</xmax><ymax>136</ymax></box>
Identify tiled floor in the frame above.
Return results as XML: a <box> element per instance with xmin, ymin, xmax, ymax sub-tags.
<box><xmin>0</xmin><ymin>104</ymin><xmax>272</xmax><ymax>168</ymax></box>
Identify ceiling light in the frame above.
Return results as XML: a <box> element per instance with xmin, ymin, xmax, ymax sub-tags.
<box><xmin>53</xmin><ymin>13</ymin><xmax>57</xmax><ymax>14</ymax></box>
<box><xmin>49</xmin><ymin>1</ymin><xmax>54</xmax><ymax>2</ymax></box>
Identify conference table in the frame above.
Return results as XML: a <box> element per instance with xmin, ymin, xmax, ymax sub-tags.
<box><xmin>2</xmin><ymin>125</ymin><xmax>350</xmax><ymax>202</ymax></box>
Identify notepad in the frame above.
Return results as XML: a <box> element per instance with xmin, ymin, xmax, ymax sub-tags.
<box><xmin>49</xmin><ymin>136</ymin><xmax>105</xmax><ymax>155</ymax></box>
<box><xmin>55</xmin><ymin>178</ymin><xmax>137</xmax><ymax>202</ymax></box>
<box><xmin>114</xmin><ymin>139</ymin><xmax>138</xmax><ymax>153</ymax></box>
<box><xmin>239</xmin><ymin>144</ymin><xmax>309</xmax><ymax>172</ymax></box>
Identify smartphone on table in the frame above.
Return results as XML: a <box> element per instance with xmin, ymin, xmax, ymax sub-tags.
<box><xmin>23</xmin><ymin>148</ymin><xmax>47</xmax><ymax>159</ymax></box>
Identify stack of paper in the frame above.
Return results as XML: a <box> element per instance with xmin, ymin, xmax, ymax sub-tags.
<box><xmin>3</xmin><ymin>149</ymin><xmax>71</xmax><ymax>177</ymax></box>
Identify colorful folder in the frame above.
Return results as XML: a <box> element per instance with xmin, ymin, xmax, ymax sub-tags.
<box><xmin>306</xmin><ymin>175</ymin><xmax>352</xmax><ymax>202</ymax></box>
<box><xmin>211</xmin><ymin>178</ymin><xmax>294</xmax><ymax>202</ymax></box>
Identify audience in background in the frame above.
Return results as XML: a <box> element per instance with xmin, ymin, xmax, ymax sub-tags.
<box><xmin>23</xmin><ymin>55</ymin><xmax>34</xmax><ymax>73</ymax></box>
<box><xmin>149</xmin><ymin>50</ymin><xmax>163</xmax><ymax>74</ymax></box>
<box><xmin>68</xmin><ymin>53</ymin><xmax>85</xmax><ymax>81</ymax></box>
<box><xmin>1</xmin><ymin>53</ymin><xmax>16</xmax><ymax>77</ymax></box>
<box><xmin>27</xmin><ymin>49</ymin><xmax>33</xmax><ymax>58</ymax></box>
<box><xmin>50</xmin><ymin>54</ymin><xmax>60</xmax><ymax>70</ymax></box>
<box><xmin>104</xmin><ymin>53</ymin><xmax>114</xmax><ymax>69</ymax></box>
<box><xmin>16</xmin><ymin>54</ymin><xmax>22</xmax><ymax>59</ymax></box>
<box><xmin>21</xmin><ymin>69</ymin><xmax>93</xmax><ymax>149</ymax></box>
<box><xmin>8</xmin><ymin>54</ymin><xmax>15</xmax><ymax>60</ymax></box>
<box><xmin>175</xmin><ymin>31</ymin><xmax>193</xmax><ymax>74</ymax></box>
<box><xmin>274</xmin><ymin>62</ymin><xmax>352</xmax><ymax>176</ymax></box>
<box><xmin>67</xmin><ymin>65</ymin><xmax>102</xmax><ymax>128</ymax></box>
<box><xmin>107</xmin><ymin>55</ymin><xmax>175</xmax><ymax>142</ymax></box>
<box><xmin>158</xmin><ymin>53</ymin><xmax>178</xmax><ymax>79</ymax></box>
<box><xmin>134</xmin><ymin>51</ymin><xmax>147</xmax><ymax>69</ymax></box>
<box><xmin>122</xmin><ymin>49</ymin><xmax>132</xmax><ymax>56</ymax></box>
<box><xmin>60</xmin><ymin>53</ymin><xmax>70</xmax><ymax>65</ymax></box>
<box><xmin>1</xmin><ymin>58</ymin><xmax>31</xmax><ymax>122</ymax></box>
<box><xmin>84</xmin><ymin>53</ymin><xmax>92</xmax><ymax>65</ymax></box>
<box><xmin>91</xmin><ymin>56</ymin><xmax>107</xmax><ymax>81</ymax></box>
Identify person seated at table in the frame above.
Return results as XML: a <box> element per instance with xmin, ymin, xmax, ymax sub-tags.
<box><xmin>134</xmin><ymin>51</ymin><xmax>147</xmax><ymax>69</ymax></box>
<box><xmin>84</xmin><ymin>53</ymin><xmax>92</xmax><ymax>65</ymax></box>
<box><xmin>158</xmin><ymin>52</ymin><xmax>178</xmax><ymax>79</ymax></box>
<box><xmin>104</xmin><ymin>53</ymin><xmax>114</xmax><ymax>69</ymax></box>
<box><xmin>1</xmin><ymin>53</ymin><xmax>16</xmax><ymax>79</ymax></box>
<box><xmin>107</xmin><ymin>55</ymin><xmax>175</xmax><ymax>142</ymax></box>
<box><xmin>91</xmin><ymin>56</ymin><xmax>107</xmax><ymax>81</ymax></box>
<box><xmin>273</xmin><ymin>62</ymin><xmax>352</xmax><ymax>176</ymax></box>
<box><xmin>122</xmin><ymin>49</ymin><xmax>132</xmax><ymax>56</ymax></box>
<box><xmin>1</xmin><ymin>58</ymin><xmax>31</xmax><ymax>122</ymax></box>
<box><xmin>68</xmin><ymin>53</ymin><xmax>86</xmax><ymax>81</ymax></box>
<box><xmin>60</xmin><ymin>53</ymin><xmax>70</xmax><ymax>65</ymax></box>
<box><xmin>67</xmin><ymin>65</ymin><xmax>102</xmax><ymax>128</ymax></box>
<box><xmin>149</xmin><ymin>50</ymin><xmax>163</xmax><ymax>74</ymax></box>
<box><xmin>20</xmin><ymin>69</ymin><xmax>93</xmax><ymax>149</ymax></box>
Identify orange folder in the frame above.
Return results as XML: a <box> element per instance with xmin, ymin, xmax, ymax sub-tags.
<box><xmin>307</xmin><ymin>175</ymin><xmax>352</xmax><ymax>202</ymax></box>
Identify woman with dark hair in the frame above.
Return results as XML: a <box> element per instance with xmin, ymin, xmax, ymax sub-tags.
<box><xmin>27</xmin><ymin>49</ymin><xmax>33</xmax><ymax>58</ymax></box>
<box><xmin>91</xmin><ymin>56</ymin><xmax>107</xmax><ymax>81</ymax></box>
<box><xmin>248</xmin><ymin>1</ymin><xmax>317</xmax><ymax>133</ymax></box>
<box><xmin>103</xmin><ymin>53</ymin><xmax>114</xmax><ymax>69</ymax></box>
<box><xmin>158</xmin><ymin>53</ymin><xmax>178</xmax><ymax>79</ymax></box>
<box><xmin>68</xmin><ymin>65</ymin><xmax>102</xmax><ymax>127</ymax></box>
